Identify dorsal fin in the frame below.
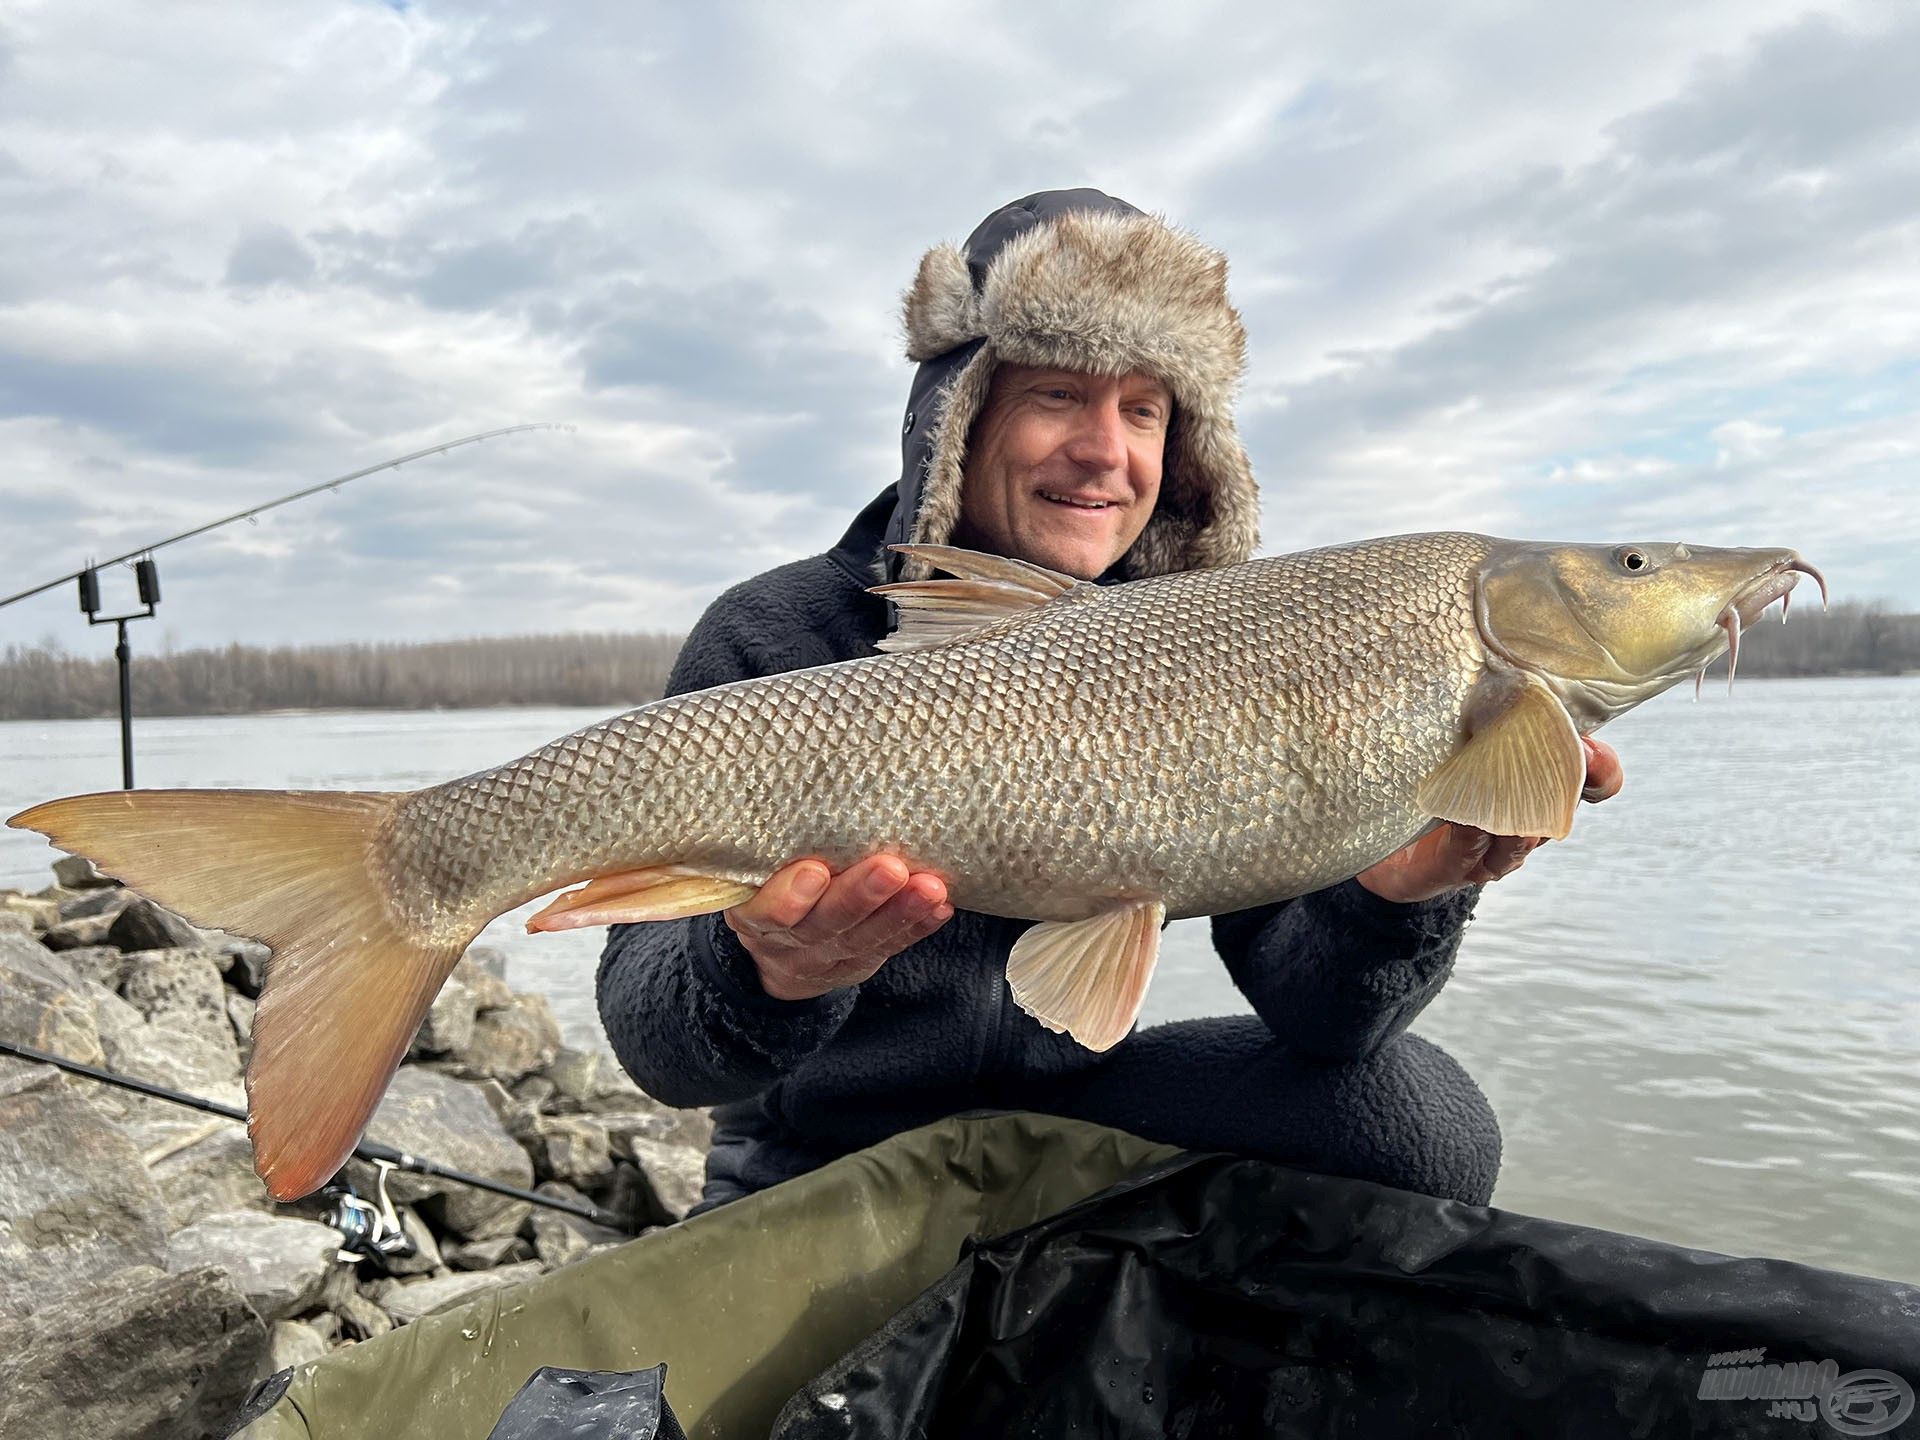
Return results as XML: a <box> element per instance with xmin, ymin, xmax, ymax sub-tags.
<box><xmin>870</xmin><ymin>544</ymin><xmax>1088</xmax><ymax>653</ymax></box>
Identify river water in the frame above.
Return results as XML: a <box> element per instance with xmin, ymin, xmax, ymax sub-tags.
<box><xmin>2</xmin><ymin>676</ymin><xmax>1915</xmax><ymax>1283</ymax></box>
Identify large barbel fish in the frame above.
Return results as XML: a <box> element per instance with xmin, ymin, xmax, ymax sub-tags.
<box><xmin>8</xmin><ymin>534</ymin><xmax>1823</xmax><ymax>1200</ymax></box>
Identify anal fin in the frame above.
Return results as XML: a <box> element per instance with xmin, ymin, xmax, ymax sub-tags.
<box><xmin>1006</xmin><ymin>898</ymin><xmax>1166</xmax><ymax>1052</ymax></box>
<box><xmin>525</xmin><ymin>866</ymin><xmax>759</xmax><ymax>932</ymax></box>
<box><xmin>1415</xmin><ymin>670</ymin><xmax>1586</xmax><ymax>840</ymax></box>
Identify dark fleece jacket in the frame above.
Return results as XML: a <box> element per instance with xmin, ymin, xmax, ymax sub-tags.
<box><xmin>597</xmin><ymin>189</ymin><xmax>1500</xmax><ymax>1210</ymax></box>
<box><xmin>595</xmin><ymin>496</ymin><xmax>1501</xmax><ymax>1211</ymax></box>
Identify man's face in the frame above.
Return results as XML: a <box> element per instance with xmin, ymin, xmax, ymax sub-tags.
<box><xmin>953</xmin><ymin>363</ymin><xmax>1170</xmax><ymax>581</ymax></box>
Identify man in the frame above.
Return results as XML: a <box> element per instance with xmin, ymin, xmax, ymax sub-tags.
<box><xmin>597</xmin><ymin>189</ymin><xmax>1621</xmax><ymax>1215</ymax></box>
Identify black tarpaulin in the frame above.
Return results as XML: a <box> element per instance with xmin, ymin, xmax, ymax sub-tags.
<box><xmin>772</xmin><ymin>1152</ymin><xmax>1920</xmax><ymax>1439</ymax></box>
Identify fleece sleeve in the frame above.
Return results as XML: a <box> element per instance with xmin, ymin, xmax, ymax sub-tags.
<box><xmin>593</xmin><ymin>582</ymin><xmax>861</xmax><ymax>1108</ymax></box>
<box><xmin>1211</xmin><ymin>878</ymin><xmax>1480</xmax><ymax>1063</ymax></box>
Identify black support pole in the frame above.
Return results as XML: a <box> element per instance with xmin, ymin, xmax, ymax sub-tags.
<box><xmin>115</xmin><ymin>617</ymin><xmax>134</xmax><ymax>789</ymax></box>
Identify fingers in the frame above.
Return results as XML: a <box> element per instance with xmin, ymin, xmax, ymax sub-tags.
<box><xmin>1472</xmin><ymin>833</ymin><xmax>1539</xmax><ymax>882</ymax></box>
<box><xmin>727</xmin><ymin>854</ymin><xmax>952</xmax><ymax>961</ymax></box>
<box><xmin>1581</xmin><ymin>736</ymin><xmax>1623</xmax><ymax>803</ymax></box>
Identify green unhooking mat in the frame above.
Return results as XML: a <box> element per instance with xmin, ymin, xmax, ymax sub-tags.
<box><xmin>229</xmin><ymin>1112</ymin><xmax>1919</xmax><ymax>1439</ymax></box>
<box><xmin>227</xmin><ymin>1113</ymin><xmax>1178</xmax><ymax>1440</ymax></box>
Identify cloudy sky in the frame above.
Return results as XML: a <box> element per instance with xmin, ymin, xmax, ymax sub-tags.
<box><xmin>1</xmin><ymin>1</ymin><xmax>1915</xmax><ymax>650</ymax></box>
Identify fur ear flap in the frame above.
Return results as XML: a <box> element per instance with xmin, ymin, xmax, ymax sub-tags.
<box><xmin>903</xmin><ymin>243</ymin><xmax>981</xmax><ymax>361</ymax></box>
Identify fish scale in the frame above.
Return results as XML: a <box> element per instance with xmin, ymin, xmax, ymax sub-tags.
<box><xmin>386</xmin><ymin>532</ymin><xmax>1494</xmax><ymax>936</ymax></box>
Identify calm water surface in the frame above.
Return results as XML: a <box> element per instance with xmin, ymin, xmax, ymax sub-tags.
<box><xmin>2</xmin><ymin>676</ymin><xmax>1915</xmax><ymax>1283</ymax></box>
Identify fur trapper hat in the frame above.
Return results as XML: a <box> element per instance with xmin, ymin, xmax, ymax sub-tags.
<box><xmin>890</xmin><ymin>189</ymin><xmax>1259</xmax><ymax>582</ymax></box>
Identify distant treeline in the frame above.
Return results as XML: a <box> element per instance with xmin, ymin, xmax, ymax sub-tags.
<box><xmin>1731</xmin><ymin>600</ymin><xmax>1920</xmax><ymax>678</ymax></box>
<box><xmin>0</xmin><ymin>601</ymin><xmax>1911</xmax><ymax>721</ymax></box>
<box><xmin>0</xmin><ymin>632</ymin><xmax>686</xmax><ymax>720</ymax></box>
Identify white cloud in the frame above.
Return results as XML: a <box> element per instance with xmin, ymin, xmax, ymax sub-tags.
<box><xmin>1</xmin><ymin>0</ymin><xmax>1914</xmax><ymax>652</ymax></box>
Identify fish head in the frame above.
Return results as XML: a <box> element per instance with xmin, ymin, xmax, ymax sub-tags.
<box><xmin>1476</xmin><ymin>540</ymin><xmax>1827</xmax><ymax>725</ymax></box>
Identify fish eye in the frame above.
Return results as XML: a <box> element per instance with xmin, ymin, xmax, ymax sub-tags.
<box><xmin>1614</xmin><ymin>547</ymin><xmax>1653</xmax><ymax>575</ymax></box>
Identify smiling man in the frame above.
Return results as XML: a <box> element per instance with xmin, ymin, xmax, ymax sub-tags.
<box><xmin>596</xmin><ymin>189</ymin><xmax>1620</xmax><ymax>1215</ymax></box>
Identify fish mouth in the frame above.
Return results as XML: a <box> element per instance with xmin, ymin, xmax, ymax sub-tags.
<box><xmin>1706</xmin><ymin>554</ymin><xmax>1828</xmax><ymax>693</ymax></box>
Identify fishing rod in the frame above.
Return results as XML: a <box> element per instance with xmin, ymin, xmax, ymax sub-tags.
<box><xmin>0</xmin><ymin>1037</ymin><xmax>631</xmax><ymax>1237</ymax></box>
<box><xmin>0</xmin><ymin>423</ymin><xmax>569</xmax><ymax>612</ymax></box>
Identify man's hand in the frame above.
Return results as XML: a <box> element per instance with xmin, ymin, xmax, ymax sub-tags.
<box><xmin>1356</xmin><ymin>737</ymin><xmax>1624</xmax><ymax>904</ymax></box>
<box><xmin>725</xmin><ymin>855</ymin><xmax>954</xmax><ymax>1002</ymax></box>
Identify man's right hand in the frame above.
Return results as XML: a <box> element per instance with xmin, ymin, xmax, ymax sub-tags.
<box><xmin>724</xmin><ymin>855</ymin><xmax>954</xmax><ymax>1002</ymax></box>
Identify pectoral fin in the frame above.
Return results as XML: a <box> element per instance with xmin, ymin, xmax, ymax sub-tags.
<box><xmin>1415</xmin><ymin>671</ymin><xmax>1585</xmax><ymax>840</ymax></box>
<box><xmin>1005</xmin><ymin>898</ymin><xmax>1166</xmax><ymax>1052</ymax></box>
<box><xmin>525</xmin><ymin>866</ymin><xmax>759</xmax><ymax>932</ymax></box>
<box><xmin>870</xmin><ymin>544</ymin><xmax>1089</xmax><ymax>653</ymax></box>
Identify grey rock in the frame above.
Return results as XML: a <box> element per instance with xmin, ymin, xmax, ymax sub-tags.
<box><xmin>208</xmin><ymin>932</ymin><xmax>270</xmax><ymax>998</ymax></box>
<box><xmin>464</xmin><ymin>943</ymin><xmax>510</xmax><ymax>981</ymax></box>
<box><xmin>407</xmin><ymin>971</ymin><xmax>476</xmax><ymax>1058</ymax></box>
<box><xmin>360</xmin><ymin>1066</ymin><xmax>534</xmax><ymax>1239</ymax></box>
<box><xmin>82</xmin><ymin>977</ymin><xmax>148</xmax><ymax>1056</ymax></box>
<box><xmin>578</xmin><ymin>1069</ymin><xmax>716</xmax><ymax>1148</ymax></box>
<box><xmin>0</xmin><ymin>908</ymin><xmax>33</xmax><ymax>939</ymax></box>
<box><xmin>306</xmin><ymin>1309</ymin><xmax>342</xmax><ymax>1345</ymax></box>
<box><xmin>258</xmin><ymin>1317</ymin><xmax>329</xmax><ymax>1382</ymax></box>
<box><xmin>2</xmin><ymin>892</ymin><xmax>59</xmax><ymax>930</ymax></box>
<box><xmin>626</xmin><ymin>1135</ymin><xmax>708</xmax><ymax>1224</ymax></box>
<box><xmin>446</xmin><ymin>1234</ymin><xmax>534</xmax><ymax>1271</ymax></box>
<box><xmin>165</xmin><ymin>1209</ymin><xmax>341</xmax><ymax>1323</ymax></box>
<box><xmin>522</xmin><ymin>1114</ymin><xmax>613</xmax><ymax>1190</ymax></box>
<box><xmin>148</xmin><ymin>1125</ymin><xmax>276</xmax><ymax>1231</ymax></box>
<box><xmin>52</xmin><ymin>854</ymin><xmax>118</xmax><ymax>890</ymax></box>
<box><xmin>452</xmin><ymin>950</ymin><xmax>513</xmax><ymax>1012</ymax></box>
<box><xmin>0</xmin><ymin>1078</ymin><xmax>170</xmax><ymax>1316</ymax></box>
<box><xmin>542</xmin><ymin>1045</ymin><xmax>604</xmax><ymax>1106</ymax></box>
<box><xmin>334</xmin><ymin>1290</ymin><xmax>394</xmax><ymax>1341</ymax></box>
<box><xmin>57</xmin><ymin>886</ymin><xmax>131</xmax><ymax>924</ymax></box>
<box><xmin>0</xmin><ymin>941</ymin><xmax>106</xmax><ymax>1072</ymax></box>
<box><xmin>53</xmin><ymin>943</ymin><xmax>135</xmax><ymax>994</ymax></box>
<box><xmin>227</xmin><ymin>990</ymin><xmax>256</xmax><ymax>1048</ymax></box>
<box><xmin>512</xmin><ymin>1073</ymin><xmax>558</xmax><ymax>1112</ymax></box>
<box><xmin>528</xmin><ymin>1182</ymin><xmax>627</xmax><ymax>1271</ymax></box>
<box><xmin>42</xmin><ymin>911</ymin><xmax>118</xmax><ymax>951</ymax></box>
<box><xmin>449</xmin><ymin>992</ymin><xmax>562</xmax><ymax>1083</ymax></box>
<box><xmin>120</xmin><ymin>948</ymin><xmax>238</xmax><ymax>1063</ymax></box>
<box><xmin>107</xmin><ymin>896</ymin><xmax>207</xmax><ymax>953</ymax></box>
<box><xmin>0</xmin><ymin>1263</ymin><xmax>266</xmax><ymax>1440</ymax></box>
<box><xmin>98</xmin><ymin>1016</ymin><xmax>244</xmax><ymax>1111</ymax></box>
<box><xmin>600</xmin><ymin>1103</ymin><xmax>716</xmax><ymax>1157</ymax></box>
<box><xmin>378</xmin><ymin>1261</ymin><xmax>545</xmax><ymax>1325</ymax></box>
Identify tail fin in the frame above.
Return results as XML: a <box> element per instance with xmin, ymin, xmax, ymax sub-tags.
<box><xmin>7</xmin><ymin>790</ymin><xmax>475</xmax><ymax>1200</ymax></box>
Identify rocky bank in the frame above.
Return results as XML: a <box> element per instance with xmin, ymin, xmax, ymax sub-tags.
<box><xmin>0</xmin><ymin>856</ymin><xmax>712</xmax><ymax>1440</ymax></box>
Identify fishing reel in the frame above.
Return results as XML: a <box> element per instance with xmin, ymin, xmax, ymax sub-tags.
<box><xmin>318</xmin><ymin>1159</ymin><xmax>417</xmax><ymax>1269</ymax></box>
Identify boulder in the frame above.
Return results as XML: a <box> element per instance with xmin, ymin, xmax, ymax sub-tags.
<box><xmin>165</xmin><ymin>1210</ymin><xmax>341</xmax><ymax>1323</ymax></box>
<box><xmin>147</xmin><ymin>1125</ymin><xmax>277</xmax><ymax>1231</ymax></box>
<box><xmin>448</xmin><ymin>992</ymin><xmax>562</xmax><ymax>1083</ymax></box>
<box><xmin>453</xmin><ymin>950</ymin><xmax>513</xmax><ymax>1011</ymax></box>
<box><xmin>360</xmin><ymin>1066</ymin><xmax>534</xmax><ymax>1239</ymax></box>
<box><xmin>107</xmin><ymin>896</ymin><xmax>206</xmax><ymax>953</ymax></box>
<box><xmin>207</xmin><ymin>933</ymin><xmax>270</xmax><ymax>998</ymax></box>
<box><xmin>0</xmin><ymin>939</ymin><xmax>104</xmax><ymax>1069</ymax></box>
<box><xmin>0</xmin><ymin>1077</ymin><xmax>170</xmax><ymax>1316</ymax></box>
<box><xmin>257</xmin><ymin>1317</ymin><xmax>329</xmax><ymax>1383</ymax></box>
<box><xmin>464</xmin><ymin>944</ymin><xmax>510</xmax><ymax>980</ymax></box>
<box><xmin>600</xmin><ymin>1102</ymin><xmax>715</xmax><ymax>1157</ymax></box>
<box><xmin>335</xmin><ymin>1290</ymin><xmax>395</xmax><ymax>1341</ymax></box>
<box><xmin>528</xmin><ymin>1182</ymin><xmax>627</xmax><ymax>1271</ymax></box>
<box><xmin>521</xmin><ymin>1114</ymin><xmax>613</xmax><ymax>1190</ymax></box>
<box><xmin>578</xmin><ymin>1069</ymin><xmax>715</xmax><ymax>1148</ymax></box>
<box><xmin>625</xmin><ymin>1135</ymin><xmax>708</xmax><ymax>1224</ymax></box>
<box><xmin>0</xmin><ymin>908</ymin><xmax>33</xmax><ymax>939</ymax></box>
<box><xmin>407</xmin><ymin>971</ymin><xmax>476</xmax><ymax>1058</ymax></box>
<box><xmin>542</xmin><ymin>1045</ymin><xmax>604</xmax><ymax>1107</ymax></box>
<box><xmin>512</xmin><ymin>1073</ymin><xmax>558</xmax><ymax>1113</ymax></box>
<box><xmin>120</xmin><ymin>948</ymin><xmax>239</xmax><ymax>1064</ymax></box>
<box><xmin>93</xmin><ymin>1022</ymin><xmax>246</xmax><ymax>1158</ymax></box>
<box><xmin>227</xmin><ymin>991</ymin><xmax>256</xmax><ymax>1049</ymax></box>
<box><xmin>2</xmin><ymin>893</ymin><xmax>59</xmax><ymax>930</ymax></box>
<box><xmin>52</xmin><ymin>854</ymin><xmax>117</xmax><ymax>890</ymax></box>
<box><xmin>57</xmin><ymin>887</ymin><xmax>131</xmax><ymax>925</ymax></box>
<box><xmin>54</xmin><ymin>944</ymin><xmax>136</xmax><ymax>995</ymax></box>
<box><xmin>40</xmin><ymin>911</ymin><xmax>118</xmax><ymax>952</ymax></box>
<box><xmin>446</xmin><ymin>1234</ymin><xmax>534</xmax><ymax>1271</ymax></box>
<box><xmin>0</xmin><ymin>1263</ymin><xmax>266</xmax><ymax>1440</ymax></box>
<box><xmin>378</xmin><ymin>1261</ymin><xmax>545</xmax><ymax>1325</ymax></box>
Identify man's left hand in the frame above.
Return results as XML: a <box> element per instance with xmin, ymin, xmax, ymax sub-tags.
<box><xmin>1355</xmin><ymin>737</ymin><xmax>1623</xmax><ymax>904</ymax></box>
